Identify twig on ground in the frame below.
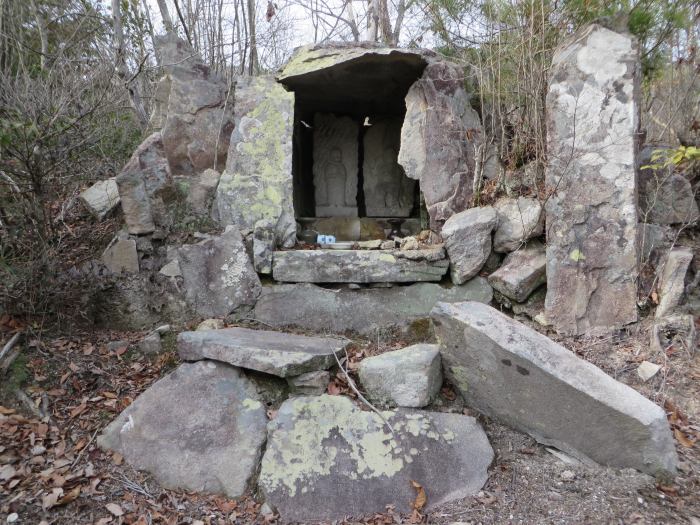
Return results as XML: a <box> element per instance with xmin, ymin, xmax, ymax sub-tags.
<box><xmin>332</xmin><ymin>342</ymin><xmax>396</xmax><ymax>438</ymax></box>
<box><xmin>0</xmin><ymin>332</ymin><xmax>22</xmax><ymax>366</ymax></box>
<box><xmin>71</xmin><ymin>429</ymin><xmax>99</xmax><ymax>468</ymax></box>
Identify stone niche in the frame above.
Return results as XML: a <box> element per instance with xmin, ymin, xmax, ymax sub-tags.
<box><xmin>278</xmin><ymin>45</ymin><xmax>435</xmax><ymax>224</ymax></box>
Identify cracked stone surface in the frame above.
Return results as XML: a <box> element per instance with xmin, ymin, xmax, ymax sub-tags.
<box><xmin>259</xmin><ymin>395</ymin><xmax>492</xmax><ymax>522</ymax></box>
<box><xmin>441</xmin><ymin>206</ymin><xmax>498</xmax><ymax>284</ymax></box>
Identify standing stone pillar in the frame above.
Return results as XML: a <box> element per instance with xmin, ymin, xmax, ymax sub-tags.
<box><xmin>214</xmin><ymin>77</ymin><xmax>296</xmax><ymax>248</ymax></box>
<box><xmin>545</xmin><ymin>24</ymin><xmax>640</xmax><ymax>335</ymax></box>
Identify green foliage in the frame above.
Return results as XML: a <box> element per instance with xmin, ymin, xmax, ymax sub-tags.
<box><xmin>642</xmin><ymin>146</ymin><xmax>700</xmax><ymax>171</ymax></box>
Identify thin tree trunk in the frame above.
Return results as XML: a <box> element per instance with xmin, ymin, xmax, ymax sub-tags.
<box><xmin>156</xmin><ymin>0</ymin><xmax>174</xmax><ymax>32</ymax></box>
<box><xmin>112</xmin><ymin>0</ymin><xmax>148</xmax><ymax>129</ymax></box>
<box><xmin>366</xmin><ymin>0</ymin><xmax>379</xmax><ymax>42</ymax></box>
<box><xmin>247</xmin><ymin>0</ymin><xmax>258</xmax><ymax>75</ymax></box>
<box><xmin>29</xmin><ymin>0</ymin><xmax>48</xmax><ymax>70</ymax></box>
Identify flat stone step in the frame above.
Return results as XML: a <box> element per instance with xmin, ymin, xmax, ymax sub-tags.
<box><xmin>259</xmin><ymin>395</ymin><xmax>493</xmax><ymax>522</ymax></box>
<box><xmin>271</xmin><ymin>248</ymin><xmax>449</xmax><ymax>283</ymax></box>
<box><xmin>177</xmin><ymin>327</ymin><xmax>348</xmax><ymax>377</ymax></box>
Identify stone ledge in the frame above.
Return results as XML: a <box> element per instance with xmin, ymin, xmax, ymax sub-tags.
<box><xmin>271</xmin><ymin>248</ymin><xmax>449</xmax><ymax>283</ymax></box>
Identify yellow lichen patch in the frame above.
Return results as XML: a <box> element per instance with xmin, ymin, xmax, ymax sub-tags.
<box><xmin>242</xmin><ymin>398</ymin><xmax>262</xmax><ymax>411</ymax></box>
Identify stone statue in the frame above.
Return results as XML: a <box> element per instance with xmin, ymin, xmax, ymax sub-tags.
<box><xmin>313</xmin><ymin>113</ymin><xmax>359</xmax><ymax>217</ymax></box>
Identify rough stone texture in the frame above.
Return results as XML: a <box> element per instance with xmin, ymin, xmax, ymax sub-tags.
<box><xmin>102</xmin><ymin>239</ymin><xmax>139</xmax><ymax>274</ymax></box>
<box><xmin>287</xmin><ymin>371</ymin><xmax>330</xmax><ymax>396</ymax></box>
<box><xmin>253</xmin><ymin>227</ymin><xmax>275</xmax><ymax>274</ymax></box>
<box><xmin>159</xmin><ymin>259</ymin><xmax>182</xmax><ymax>277</ymax></box>
<box><xmin>259</xmin><ymin>395</ymin><xmax>493</xmax><ymax>522</ymax></box>
<box><xmin>441</xmin><ymin>206</ymin><xmax>498</xmax><ymax>284</ymax></box>
<box><xmin>488</xmin><ymin>242</ymin><xmax>546</xmax><ymax>302</ymax></box>
<box><xmin>650</xmin><ymin>314</ymin><xmax>697</xmax><ymax>354</ymax></box>
<box><xmin>363</xmin><ymin>118</ymin><xmax>415</xmax><ymax>217</ymax></box>
<box><xmin>432</xmin><ymin>301</ymin><xmax>678</xmax><ymax>475</ymax></box>
<box><xmin>358</xmin><ymin>344</ymin><xmax>442</xmax><ymax>408</ymax></box>
<box><xmin>638</xmin><ymin>223</ymin><xmax>673</xmax><ymax>263</ymax></box>
<box><xmin>272</xmin><ymin>248</ymin><xmax>448</xmax><ymax>283</ymax></box>
<box><xmin>399</xmin><ymin>61</ymin><xmax>483</xmax><ymax>229</ymax></box>
<box><xmin>139</xmin><ymin>332</ymin><xmax>162</xmax><ymax>354</ymax></box>
<box><xmin>313</xmin><ymin>113</ymin><xmax>359</xmax><ymax>217</ymax></box>
<box><xmin>511</xmin><ymin>286</ymin><xmax>547</xmax><ymax>320</ymax></box>
<box><xmin>177</xmin><ymin>227</ymin><xmax>261</xmax><ymax>318</ymax></box>
<box><xmin>656</xmin><ymin>247</ymin><xmax>694</xmax><ymax>318</ymax></box>
<box><xmin>178</xmin><ymin>327</ymin><xmax>348</xmax><ymax>377</ymax></box>
<box><xmin>254</xmin><ymin>279</ymin><xmax>492</xmax><ymax>335</ymax></box>
<box><xmin>80</xmin><ymin>178</ymin><xmax>120</xmax><ymax>220</ymax></box>
<box><xmin>214</xmin><ymin>77</ymin><xmax>296</xmax><ymax>248</ymax></box>
<box><xmin>97</xmin><ymin>361</ymin><xmax>267</xmax><ymax>497</ymax></box>
<box><xmin>493</xmin><ymin>197</ymin><xmax>544</xmax><ymax>253</ymax></box>
<box><xmin>196</xmin><ymin>318</ymin><xmax>225</xmax><ymax>330</ymax></box>
<box><xmin>116</xmin><ymin>132</ymin><xmax>172</xmax><ymax>234</ymax></box>
<box><xmin>186</xmin><ymin>168</ymin><xmax>220</xmax><ymax>216</ymax></box>
<box><xmin>545</xmin><ymin>24</ymin><xmax>640</xmax><ymax>335</ymax></box>
<box><xmin>155</xmin><ymin>34</ymin><xmax>234</xmax><ymax>175</ymax></box>
<box><xmin>115</xmin><ymin>170</ymin><xmax>155</xmax><ymax>235</ymax></box>
<box><xmin>637</xmin><ymin>361</ymin><xmax>661</xmax><ymax>382</ymax></box>
<box><xmin>639</xmin><ymin>147</ymin><xmax>699</xmax><ymax>225</ymax></box>
<box><xmin>278</xmin><ymin>44</ymin><xmax>426</xmax><ymax>82</ymax></box>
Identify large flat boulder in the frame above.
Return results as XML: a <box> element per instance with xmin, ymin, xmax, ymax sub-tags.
<box><xmin>259</xmin><ymin>395</ymin><xmax>493</xmax><ymax>522</ymax></box>
<box><xmin>441</xmin><ymin>206</ymin><xmax>498</xmax><ymax>284</ymax></box>
<box><xmin>97</xmin><ymin>361</ymin><xmax>267</xmax><ymax>497</ymax></box>
<box><xmin>178</xmin><ymin>327</ymin><xmax>348</xmax><ymax>377</ymax></box>
<box><xmin>272</xmin><ymin>248</ymin><xmax>449</xmax><ymax>283</ymax></box>
<box><xmin>358</xmin><ymin>344</ymin><xmax>442</xmax><ymax>408</ymax></box>
<box><xmin>176</xmin><ymin>227</ymin><xmax>261</xmax><ymax>318</ymax></box>
<box><xmin>214</xmin><ymin>77</ymin><xmax>296</xmax><ymax>247</ymax></box>
<box><xmin>431</xmin><ymin>301</ymin><xmax>678</xmax><ymax>475</ymax></box>
<box><xmin>545</xmin><ymin>24</ymin><xmax>640</xmax><ymax>335</ymax></box>
<box><xmin>254</xmin><ymin>280</ymin><xmax>492</xmax><ymax>335</ymax></box>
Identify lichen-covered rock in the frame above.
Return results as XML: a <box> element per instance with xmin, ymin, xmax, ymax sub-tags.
<box><xmin>97</xmin><ymin>361</ymin><xmax>267</xmax><ymax>498</ymax></box>
<box><xmin>214</xmin><ymin>77</ymin><xmax>296</xmax><ymax>248</ymax></box>
<box><xmin>545</xmin><ymin>24</ymin><xmax>640</xmax><ymax>335</ymax></box>
<box><xmin>432</xmin><ymin>301</ymin><xmax>678</xmax><ymax>475</ymax></box>
<box><xmin>488</xmin><ymin>242</ymin><xmax>546</xmax><ymax>302</ymax></box>
<box><xmin>493</xmin><ymin>197</ymin><xmax>543</xmax><ymax>253</ymax></box>
<box><xmin>80</xmin><ymin>178</ymin><xmax>120</xmax><ymax>220</ymax></box>
<box><xmin>259</xmin><ymin>395</ymin><xmax>493</xmax><ymax>522</ymax></box>
<box><xmin>358</xmin><ymin>344</ymin><xmax>442</xmax><ymax>408</ymax></box>
<box><xmin>254</xmin><ymin>279</ymin><xmax>493</xmax><ymax>335</ymax></box>
<box><xmin>178</xmin><ymin>327</ymin><xmax>348</xmax><ymax>377</ymax></box>
<box><xmin>399</xmin><ymin>61</ymin><xmax>484</xmax><ymax>229</ymax></box>
<box><xmin>441</xmin><ymin>206</ymin><xmax>498</xmax><ymax>284</ymax></box>
<box><xmin>155</xmin><ymin>34</ymin><xmax>234</xmax><ymax>175</ymax></box>
<box><xmin>271</xmin><ymin>248</ymin><xmax>449</xmax><ymax>283</ymax></box>
<box><xmin>253</xmin><ymin>226</ymin><xmax>275</xmax><ymax>274</ymax></box>
<box><xmin>176</xmin><ymin>227</ymin><xmax>261</xmax><ymax>318</ymax></box>
<box><xmin>656</xmin><ymin>247</ymin><xmax>694</xmax><ymax>318</ymax></box>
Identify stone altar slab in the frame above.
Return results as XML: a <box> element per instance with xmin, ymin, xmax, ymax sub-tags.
<box><xmin>272</xmin><ymin>248</ymin><xmax>448</xmax><ymax>283</ymax></box>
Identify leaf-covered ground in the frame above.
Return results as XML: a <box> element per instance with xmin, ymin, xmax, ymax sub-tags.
<box><xmin>1</xmin><ymin>314</ymin><xmax>698</xmax><ymax>524</ymax></box>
